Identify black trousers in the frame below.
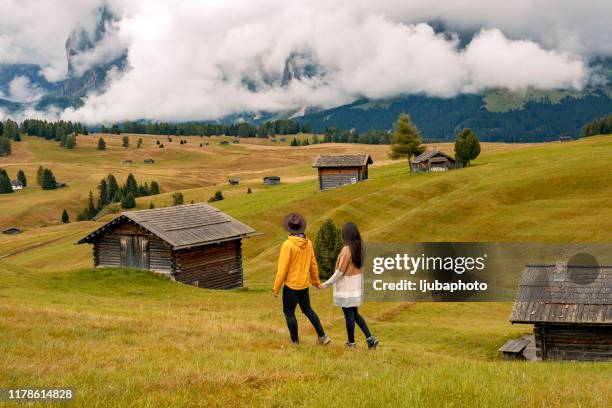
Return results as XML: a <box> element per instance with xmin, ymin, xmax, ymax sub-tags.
<box><xmin>282</xmin><ymin>286</ymin><xmax>325</xmax><ymax>342</ymax></box>
<box><xmin>342</xmin><ymin>307</ymin><xmax>372</xmax><ymax>343</ymax></box>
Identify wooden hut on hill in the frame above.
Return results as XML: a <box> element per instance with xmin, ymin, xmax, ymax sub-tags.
<box><xmin>313</xmin><ymin>154</ymin><xmax>373</xmax><ymax>191</ymax></box>
<box><xmin>228</xmin><ymin>178</ymin><xmax>240</xmax><ymax>185</ymax></box>
<box><xmin>263</xmin><ymin>176</ymin><xmax>280</xmax><ymax>185</ymax></box>
<box><xmin>509</xmin><ymin>263</ymin><xmax>612</xmax><ymax>361</ymax></box>
<box><xmin>77</xmin><ymin>203</ymin><xmax>259</xmax><ymax>289</ymax></box>
<box><xmin>410</xmin><ymin>150</ymin><xmax>461</xmax><ymax>172</ymax></box>
<box><xmin>2</xmin><ymin>227</ymin><xmax>22</xmax><ymax>235</ymax></box>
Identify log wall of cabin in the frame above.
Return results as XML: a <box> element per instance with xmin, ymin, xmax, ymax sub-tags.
<box><xmin>318</xmin><ymin>166</ymin><xmax>367</xmax><ymax>191</ymax></box>
<box><xmin>172</xmin><ymin>240</ymin><xmax>243</xmax><ymax>289</ymax></box>
<box><xmin>534</xmin><ymin>324</ymin><xmax>612</xmax><ymax>361</ymax></box>
<box><xmin>93</xmin><ymin>221</ymin><xmax>173</xmax><ymax>274</ymax></box>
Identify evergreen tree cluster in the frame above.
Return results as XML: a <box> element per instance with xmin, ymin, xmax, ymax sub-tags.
<box><xmin>21</xmin><ymin>119</ymin><xmax>88</xmax><ymax>140</ymax></box>
<box><xmin>313</xmin><ymin>219</ymin><xmax>344</xmax><ymax>279</ymax></box>
<box><xmin>104</xmin><ymin>119</ymin><xmax>308</xmax><ymax>138</ymax></box>
<box><xmin>454</xmin><ymin>128</ymin><xmax>481</xmax><ymax>166</ymax></box>
<box><xmin>581</xmin><ymin>114</ymin><xmax>612</xmax><ymax>137</ymax></box>
<box><xmin>36</xmin><ymin>166</ymin><xmax>58</xmax><ymax>190</ymax></box>
<box><xmin>322</xmin><ymin>127</ymin><xmax>391</xmax><ymax>144</ymax></box>
<box><xmin>77</xmin><ymin>173</ymin><xmax>161</xmax><ymax>220</ymax></box>
<box><xmin>2</xmin><ymin>119</ymin><xmax>21</xmax><ymax>141</ymax></box>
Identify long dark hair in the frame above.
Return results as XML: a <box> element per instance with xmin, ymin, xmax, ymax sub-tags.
<box><xmin>342</xmin><ymin>222</ymin><xmax>363</xmax><ymax>268</ymax></box>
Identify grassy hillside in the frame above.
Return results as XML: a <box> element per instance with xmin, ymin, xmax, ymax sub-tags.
<box><xmin>1</xmin><ymin>135</ymin><xmax>612</xmax><ymax>406</ymax></box>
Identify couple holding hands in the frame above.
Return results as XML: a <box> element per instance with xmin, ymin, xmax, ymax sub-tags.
<box><xmin>273</xmin><ymin>213</ymin><xmax>379</xmax><ymax>349</ymax></box>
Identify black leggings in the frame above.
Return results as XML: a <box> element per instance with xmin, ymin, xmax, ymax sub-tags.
<box><xmin>282</xmin><ymin>286</ymin><xmax>325</xmax><ymax>342</ymax></box>
<box><xmin>342</xmin><ymin>307</ymin><xmax>372</xmax><ymax>343</ymax></box>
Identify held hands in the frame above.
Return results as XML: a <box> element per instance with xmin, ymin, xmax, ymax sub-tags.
<box><xmin>314</xmin><ymin>284</ymin><xmax>324</xmax><ymax>290</ymax></box>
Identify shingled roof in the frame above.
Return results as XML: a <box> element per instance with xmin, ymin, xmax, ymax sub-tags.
<box><xmin>510</xmin><ymin>264</ymin><xmax>612</xmax><ymax>324</ymax></box>
<box><xmin>411</xmin><ymin>149</ymin><xmax>455</xmax><ymax>164</ymax></box>
<box><xmin>312</xmin><ymin>154</ymin><xmax>373</xmax><ymax>168</ymax></box>
<box><xmin>77</xmin><ymin>203</ymin><xmax>258</xmax><ymax>250</ymax></box>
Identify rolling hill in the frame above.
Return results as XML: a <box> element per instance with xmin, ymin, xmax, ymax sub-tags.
<box><xmin>1</xmin><ymin>135</ymin><xmax>612</xmax><ymax>406</ymax></box>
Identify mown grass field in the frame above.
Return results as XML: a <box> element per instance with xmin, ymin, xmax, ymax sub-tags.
<box><xmin>1</xmin><ymin>134</ymin><xmax>611</xmax><ymax>407</ymax></box>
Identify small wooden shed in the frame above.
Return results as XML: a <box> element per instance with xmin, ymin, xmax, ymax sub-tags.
<box><xmin>410</xmin><ymin>150</ymin><xmax>461</xmax><ymax>172</ymax></box>
<box><xmin>77</xmin><ymin>203</ymin><xmax>258</xmax><ymax>289</ymax></box>
<box><xmin>510</xmin><ymin>264</ymin><xmax>612</xmax><ymax>361</ymax></box>
<box><xmin>313</xmin><ymin>154</ymin><xmax>373</xmax><ymax>191</ymax></box>
<box><xmin>2</xmin><ymin>227</ymin><xmax>22</xmax><ymax>235</ymax></box>
<box><xmin>228</xmin><ymin>178</ymin><xmax>240</xmax><ymax>185</ymax></box>
<box><xmin>263</xmin><ymin>176</ymin><xmax>280</xmax><ymax>185</ymax></box>
<box><xmin>144</xmin><ymin>158</ymin><xmax>155</xmax><ymax>164</ymax></box>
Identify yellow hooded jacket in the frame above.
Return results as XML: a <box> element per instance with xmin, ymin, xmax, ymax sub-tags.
<box><xmin>273</xmin><ymin>236</ymin><xmax>321</xmax><ymax>294</ymax></box>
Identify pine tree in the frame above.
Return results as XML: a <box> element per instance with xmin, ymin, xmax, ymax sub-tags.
<box><xmin>97</xmin><ymin>179</ymin><xmax>109</xmax><ymax>209</ymax></box>
<box><xmin>247</xmin><ymin>187</ymin><xmax>252</xmax><ymax>194</ymax></box>
<box><xmin>121</xmin><ymin>192</ymin><xmax>136</xmax><ymax>209</ymax></box>
<box><xmin>36</xmin><ymin>165</ymin><xmax>44</xmax><ymax>186</ymax></box>
<box><xmin>0</xmin><ymin>137</ymin><xmax>11</xmax><ymax>156</ymax></box>
<box><xmin>61</xmin><ymin>209</ymin><xmax>70</xmax><ymax>223</ymax></box>
<box><xmin>122</xmin><ymin>135</ymin><xmax>129</xmax><ymax>148</ymax></box>
<box><xmin>17</xmin><ymin>169</ymin><xmax>26</xmax><ymax>187</ymax></box>
<box><xmin>454</xmin><ymin>128</ymin><xmax>481</xmax><ymax>166</ymax></box>
<box><xmin>107</xmin><ymin>174</ymin><xmax>119</xmax><ymax>202</ymax></box>
<box><xmin>149</xmin><ymin>181</ymin><xmax>160</xmax><ymax>195</ymax></box>
<box><xmin>149</xmin><ymin>202</ymin><xmax>155</xmax><ymax>209</ymax></box>
<box><xmin>41</xmin><ymin>168</ymin><xmax>57</xmax><ymax>190</ymax></box>
<box><xmin>86</xmin><ymin>191</ymin><xmax>97</xmax><ymax>218</ymax></box>
<box><xmin>137</xmin><ymin>138</ymin><xmax>143</xmax><ymax>148</ymax></box>
<box><xmin>0</xmin><ymin>169</ymin><xmax>13</xmax><ymax>194</ymax></box>
<box><xmin>125</xmin><ymin>173</ymin><xmax>139</xmax><ymax>197</ymax></box>
<box><xmin>172</xmin><ymin>192</ymin><xmax>184</xmax><ymax>206</ymax></box>
<box><xmin>290</xmin><ymin>138</ymin><xmax>299</xmax><ymax>146</ymax></box>
<box><xmin>314</xmin><ymin>219</ymin><xmax>343</xmax><ymax>279</ymax></box>
<box><xmin>389</xmin><ymin>113</ymin><xmax>425</xmax><ymax>168</ymax></box>
<box><xmin>65</xmin><ymin>134</ymin><xmax>76</xmax><ymax>149</ymax></box>
<box><xmin>208</xmin><ymin>190</ymin><xmax>224</xmax><ymax>202</ymax></box>
<box><xmin>97</xmin><ymin>137</ymin><xmax>106</xmax><ymax>150</ymax></box>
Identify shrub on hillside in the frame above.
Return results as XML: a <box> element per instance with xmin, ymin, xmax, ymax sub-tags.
<box><xmin>208</xmin><ymin>190</ymin><xmax>224</xmax><ymax>202</ymax></box>
<box><xmin>454</xmin><ymin>128</ymin><xmax>481</xmax><ymax>166</ymax></box>
<box><xmin>314</xmin><ymin>219</ymin><xmax>344</xmax><ymax>279</ymax></box>
<box><xmin>0</xmin><ymin>137</ymin><xmax>11</xmax><ymax>156</ymax></box>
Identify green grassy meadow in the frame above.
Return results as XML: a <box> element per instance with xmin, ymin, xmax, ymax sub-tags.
<box><xmin>1</xmin><ymin>134</ymin><xmax>611</xmax><ymax>406</ymax></box>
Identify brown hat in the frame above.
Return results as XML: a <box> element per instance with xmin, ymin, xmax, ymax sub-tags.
<box><xmin>283</xmin><ymin>212</ymin><xmax>307</xmax><ymax>234</ymax></box>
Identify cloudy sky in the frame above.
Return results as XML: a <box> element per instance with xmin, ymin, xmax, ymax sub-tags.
<box><xmin>1</xmin><ymin>0</ymin><xmax>611</xmax><ymax>123</ymax></box>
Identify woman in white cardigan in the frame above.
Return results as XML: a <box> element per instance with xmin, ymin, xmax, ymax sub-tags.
<box><xmin>321</xmin><ymin>222</ymin><xmax>379</xmax><ymax>349</ymax></box>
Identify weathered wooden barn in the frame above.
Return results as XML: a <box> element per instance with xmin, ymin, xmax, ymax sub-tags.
<box><xmin>313</xmin><ymin>154</ymin><xmax>373</xmax><ymax>191</ymax></box>
<box><xmin>77</xmin><ymin>203</ymin><xmax>258</xmax><ymax>289</ymax></box>
<box><xmin>228</xmin><ymin>178</ymin><xmax>240</xmax><ymax>185</ymax></box>
<box><xmin>263</xmin><ymin>176</ymin><xmax>280</xmax><ymax>185</ymax></box>
<box><xmin>509</xmin><ymin>264</ymin><xmax>612</xmax><ymax>361</ymax></box>
<box><xmin>410</xmin><ymin>150</ymin><xmax>462</xmax><ymax>172</ymax></box>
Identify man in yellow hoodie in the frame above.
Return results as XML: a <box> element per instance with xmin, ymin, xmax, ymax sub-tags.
<box><xmin>273</xmin><ymin>213</ymin><xmax>331</xmax><ymax>345</ymax></box>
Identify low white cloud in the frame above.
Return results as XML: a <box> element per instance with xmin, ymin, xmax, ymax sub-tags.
<box><xmin>1</xmin><ymin>0</ymin><xmax>609</xmax><ymax>122</ymax></box>
<box><xmin>6</xmin><ymin>76</ymin><xmax>45</xmax><ymax>102</ymax></box>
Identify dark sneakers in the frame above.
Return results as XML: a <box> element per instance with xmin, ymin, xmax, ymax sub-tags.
<box><xmin>317</xmin><ymin>335</ymin><xmax>332</xmax><ymax>345</ymax></box>
<box><xmin>366</xmin><ymin>336</ymin><xmax>379</xmax><ymax>350</ymax></box>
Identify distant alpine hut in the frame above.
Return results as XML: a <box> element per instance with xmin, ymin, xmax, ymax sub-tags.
<box><xmin>509</xmin><ymin>263</ymin><xmax>612</xmax><ymax>361</ymax></box>
<box><xmin>144</xmin><ymin>158</ymin><xmax>155</xmax><ymax>164</ymax></box>
<box><xmin>122</xmin><ymin>160</ymin><xmax>133</xmax><ymax>164</ymax></box>
<box><xmin>55</xmin><ymin>182</ymin><xmax>67</xmax><ymax>188</ymax></box>
<box><xmin>313</xmin><ymin>154</ymin><xmax>373</xmax><ymax>191</ymax></box>
<box><xmin>10</xmin><ymin>180</ymin><xmax>23</xmax><ymax>191</ymax></box>
<box><xmin>219</xmin><ymin>140</ymin><xmax>229</xmax><ymax>145</ymax></box>
<box><xmin>228</xmin><ymin>178</ymin><xmax>240</xmax><ymax>185</ymax></box>
<box><xmin>232</xmin><ymin>139</ymin><xmax>240</xmax><ymax>144</ymax></box>
<box><xmin>410</xmin><ymin>150</ymin><xmax>461</xmax><ymax>172</ymax></box>
<box><xmin>263</xmin><ymin>176</ymin><xmax>281</xmax><ymax>185</ymax></box>
<box><xmin>2</xmin><ymin>227</ymin><xmax>22</xmax><ymax>235</ymax></box>
<box><xmin>77</xmin><ymin>203</ymin><xmax>259</xmax><ymax>289</ymax></box>
<box><xmin>559</xmin><ymin>136</ymin><xmax>572</xmax><ymax>142</ymax></box>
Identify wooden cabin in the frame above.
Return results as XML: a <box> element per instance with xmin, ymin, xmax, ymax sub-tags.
<box><xmin>144</xmin><ymin>158</ymin><xmax>155</xmax><ymax>164</ymax></box>
<box><xmin>77</xmin><ymin>203</ymin><xmax>258</xmax><ymax>289</ymax></box>
<box><xmin>263</xmin><ymin>176</ymin><xmax>280</xmax><ymax>185</ymax></box>
<box><xmin>510</xmin><ymin>264</ymin><xmax>612</xmax><ymax>361</ymax></box>
<box><xmin>228</xmin><ymin>178</ymin><xmax>240</xmax><ymax>185</ymax></box>
<box><xmin>313</xmin><ymin>154</ymin><xmax>373</xmax><ymax>191</ymax></box>
<box><xmin>219</xmin><ymin>140</ymin><xmax>229</xmax><ymax>145</ymax></box>
<box><xmin>559</xmin><ymin>136</ymin><xmax>572</xmax><ymax>142</ymax></box>
<box><xmin>410</xmin><ymin>150</ymin><xmax>461</xmax><ymax>172</ymax></box>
